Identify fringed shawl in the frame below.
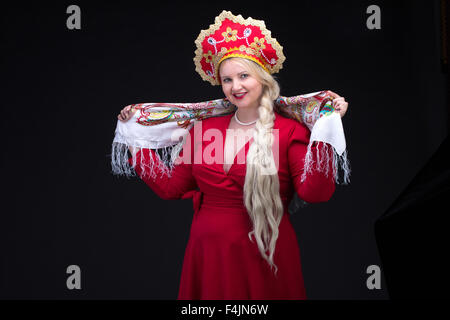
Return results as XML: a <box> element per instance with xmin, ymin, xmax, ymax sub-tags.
<box><xmin>111</xmin><ymin>90</ymin><xmax>350</xmax><ymax>211</ymax></box>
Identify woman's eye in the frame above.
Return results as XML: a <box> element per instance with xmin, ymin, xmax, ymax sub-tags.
<box><xmin>240</xmin><ymin>74</ymin><xmax>249</xmax><ymax>79</ymax></box>
<box><xmin>223</xmin><ymin>78</ymin><xmax>231</xmax><ymax>83</ymax></box>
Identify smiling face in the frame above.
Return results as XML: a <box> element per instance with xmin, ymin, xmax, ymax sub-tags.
<box><xmin>219</xmin><ymin>58</ymin><xmax>264</xmax><ymax>110</ymax></box>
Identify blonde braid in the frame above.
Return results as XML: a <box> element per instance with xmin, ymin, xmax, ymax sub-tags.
<box><xmin>239</xmin><ymin>60</ymin><xmax>283</xmax><ymax>274</ymax></box>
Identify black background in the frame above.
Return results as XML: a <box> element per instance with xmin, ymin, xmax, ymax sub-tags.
<box><xmin>0</xmin><ymin>0</ymin><xmax>447</xmax><ymax>300</ymax></box>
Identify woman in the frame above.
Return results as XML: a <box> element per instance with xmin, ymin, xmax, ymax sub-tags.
<box><xmin>117</xmin><ymin>11</ymin><xmax>348</xmax><ymax>299</ymax></box>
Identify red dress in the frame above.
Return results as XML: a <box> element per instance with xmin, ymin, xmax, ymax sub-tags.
<box><xmin>128</xmin><ymin>111</ymin><xmax>335</xmax><ymax>300</ymax></box>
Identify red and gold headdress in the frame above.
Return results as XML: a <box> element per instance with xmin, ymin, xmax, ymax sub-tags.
<box><xmin>194</xmin><ymin>10</ymin><xmax>286</xmax><ymax>85</ymax></box>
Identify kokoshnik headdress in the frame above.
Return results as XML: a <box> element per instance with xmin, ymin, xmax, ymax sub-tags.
<box><xmin>193</xmin><ymin>10</ymin><xmax>285</xmax><ymax>85</ymax></box>
<box><xmin>111</xmin><ymin>11</ymin><xmax>350</xmax><ymax>206</ymax></box>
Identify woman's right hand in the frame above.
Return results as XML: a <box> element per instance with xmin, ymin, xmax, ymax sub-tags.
<box><xmin>117</xmin><ymin>106</ymin><xmax>140</xmax><ymax>155</ymax></box>
<box><xmin>118</xmin><ymin>105</ymin><xmax>137</xmax><ymax>122</ymax></box>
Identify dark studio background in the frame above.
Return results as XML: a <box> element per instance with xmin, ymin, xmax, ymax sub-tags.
<box><xmin>0</xmin><ymin>0</ymin><xmax>448</xmax><ymax>300</ymax></box>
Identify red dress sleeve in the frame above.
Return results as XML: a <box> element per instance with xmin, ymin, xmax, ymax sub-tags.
<box><xmin>127</xmin><ymin>125</ymin><xmax>198</xmax><ymax>200</ymax></box>
<box><xmin>287</xmin><ymin>121</ymin><xmax>336</xmax><ymax>203</ymax></box>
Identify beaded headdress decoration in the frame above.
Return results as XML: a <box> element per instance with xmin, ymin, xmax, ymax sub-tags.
<box><xmin>194</xmin><ymin>10</ymin><xmax>285</xmax><ymax>85</ymax></box>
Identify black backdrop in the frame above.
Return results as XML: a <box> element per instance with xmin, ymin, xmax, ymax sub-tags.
<box><xmin>0</xmin><ymin>0</ymin><xmax>447</xmax><ymax>300</ymax></box>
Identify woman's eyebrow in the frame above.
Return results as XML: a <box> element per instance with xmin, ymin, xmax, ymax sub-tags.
<box><xmin>220</xmin><ymin>71</ymin><xmax>247</xmax><ymax>78</ymax></box>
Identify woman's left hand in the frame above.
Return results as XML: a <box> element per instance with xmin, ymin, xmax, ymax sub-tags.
<box><xmin>328</xmin><ymin>90</ymin><xmax>349</xmax><ymax>118</ymax></box>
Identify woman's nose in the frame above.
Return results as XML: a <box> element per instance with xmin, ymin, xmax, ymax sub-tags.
<box><xmin>232</xmin><ymin>80</ymin><xmax>243</xmax><ymax>92</ymax></box>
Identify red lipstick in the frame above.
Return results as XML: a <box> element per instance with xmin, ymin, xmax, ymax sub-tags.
<box><xmin>233</xmin><ymin>92</ymin><xmax>247</xmax><ymax>99</ymax></box>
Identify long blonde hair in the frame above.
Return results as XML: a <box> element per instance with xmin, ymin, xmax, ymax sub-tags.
<box><xmin>222</xmin><ymin>57</ymin><xmax>283</xmax><ymax>274</ymax></box>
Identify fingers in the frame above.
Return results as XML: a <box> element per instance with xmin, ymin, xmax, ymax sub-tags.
<box><xmin>326</xmin><ymin>91</ymin><xmax>349</xmax><ymax>117</ymax></box>
<box><xmin>332</xmin><ymin>97</ymin><xmax>345</xmax><ymax>109</ymax></box>
<box><xmin>327</xmin><ymin>90</ymin><xmax>341</xmax><ymax>98</ymax></box>
<box><xmin>118</xmin><ymin>106</ymin><xmax>134</xmax><ymax>122</ymax></box>
<box><xmin>335</xmin><ymin>102</ymin><xmax>348</xmax><ymax>118</ymax></box>
<box><xmin>118</xmin><ymin>110</ymin><xmax>127</xmax><ymax>121</ymax></box>
<box><xmin>329</xmin><ymin>91</ymin><xmax>344</xmax><ymax>108</ymax></box>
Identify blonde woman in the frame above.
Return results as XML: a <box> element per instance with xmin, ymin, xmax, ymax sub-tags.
<box><xmin>117</xmin><ymin>11</ymin><xmax>348</xmax><ymax>300</ymax></box>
